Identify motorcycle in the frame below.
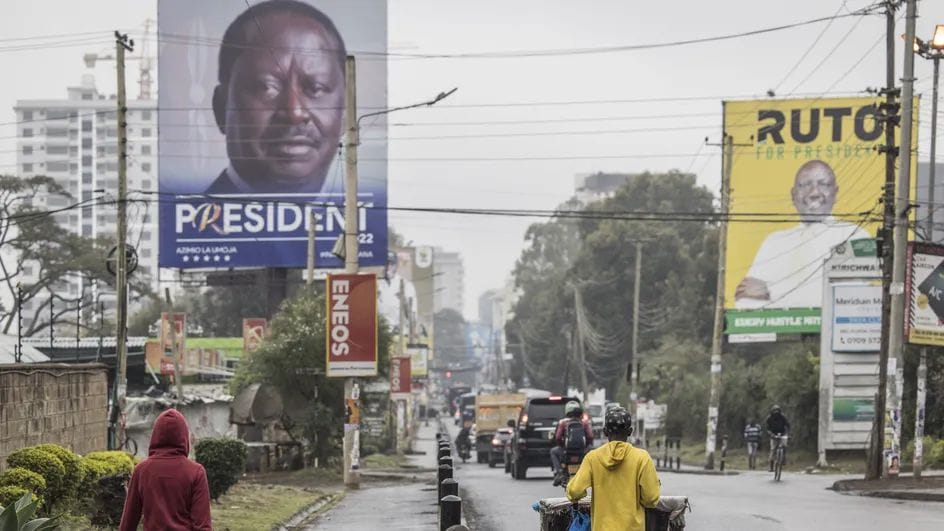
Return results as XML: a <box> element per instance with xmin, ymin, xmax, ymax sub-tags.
<box><xmin>557</xmin><ymin>450</ymin><xmax>585</xmax><ymax>489</ymax></box>
<box><xmin>457</xmin><ymin>433</ymin><xmax>472</xmax><ymax>463</ymax></box>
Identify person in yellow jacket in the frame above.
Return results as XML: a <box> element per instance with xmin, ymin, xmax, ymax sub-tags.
<box><xmin>566</xmin><ymin>407</ymin><xmax>660</xmax><ymax>531</ymax></box>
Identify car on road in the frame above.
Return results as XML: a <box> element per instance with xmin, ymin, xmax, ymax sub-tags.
<box><xmin>488</xmin><ymin>426</ymin><xmax>514</xmax><ymax>468</ymax></box>
<box><xmin>508</xmin><ymin>395</ymin><xmax>582</xmax><ymax>480</ymax></box>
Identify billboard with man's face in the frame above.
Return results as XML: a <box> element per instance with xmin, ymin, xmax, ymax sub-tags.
<box><xmin>723</xmin><ymin>96</ymin><xmax>916</xmax><ymax>335</ymax></box>
<box><xmin>158</xmin><ymin>0</ymin><xmax>387</xmax><ymax>269</ymax></box>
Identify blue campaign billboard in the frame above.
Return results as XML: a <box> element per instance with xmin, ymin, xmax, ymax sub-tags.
<box><xmin>158</xmin><ymin>0</ymin><xmax>387</xmax><ymax>268</ymax></box>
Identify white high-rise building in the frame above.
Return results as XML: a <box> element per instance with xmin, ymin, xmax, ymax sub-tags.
<box><xmin>433</xmin><ymin>249</ymin><xmax>465</xmax><ymax>316</ymax></box>
<box><xmin>13</xmin><ymin>73</ymin><xmax>157</xmax><ymax>328</ymax></box>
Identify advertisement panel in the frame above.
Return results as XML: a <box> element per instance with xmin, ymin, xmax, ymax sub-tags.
<box><xmin>158</xmin><ymin>0</ymin><xmax>388</xmax><ymax>269</ymax></box>
<box><xmin>160</xmin><ymin>312</ymin><xmax>186</xmax><ymax>357</ymax></box>
<box><xmin>390</xmin><ymin>356</ymin><xmax>411</xmax><ymax>397</ymax></box>
<box><xmin>378</xmin><ymin>246</ymin><xmax>435</xmax><ymax>351</ymax></box>
<box><xmin>326</xmin><ymin>274</ymin><xmax>377</xmax><ymax>377</ymax></box>
<box><xmin>723</xmin><ymin>97</ymin><xmax>916</xmax><ymax>334</ymax></box>
<box><xmin>407</xmin><ymin>344</ymin><xmax>428</xmax><ymax>378</ymax></box>
<box><xmin>905</xmin><ymin>242</ymin><xmax>944</xmax><ymax>346</ymax></box>
<box><xmin>242</xmin><ymin>318</ymin><xmax>267</xmax><ymax>354</ymax></box>
<box><xmin>830</xmin><ymin>284</ymin><xmax>882</xmax><ymax>352</ymax></box>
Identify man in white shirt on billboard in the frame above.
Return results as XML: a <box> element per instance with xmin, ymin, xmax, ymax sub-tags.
<box><xmin>378</xmin><ymin>251</ymin><xmax>418</xmax><ymax>333</ymax></box>
<box><xmin>735</xmin><ymin>160</ymin><xmax>871</xmax><ymax>309</ymax></box>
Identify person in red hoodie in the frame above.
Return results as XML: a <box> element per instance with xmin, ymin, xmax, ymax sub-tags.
<box><xmin>119</xmin><ymin>408</ymin><xmax>212</xmax><ymax>531</ymax></box>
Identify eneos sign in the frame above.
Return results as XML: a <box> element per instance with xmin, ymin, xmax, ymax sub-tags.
<box><xmin>326</xmin><ymin>274</ymin><xmax>378</xmax><ymax>377</ymax></box>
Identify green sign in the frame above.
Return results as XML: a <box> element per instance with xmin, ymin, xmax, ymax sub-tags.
<box><xmin>849</xmin><ymin>238</ymin><xmax>877</xmax><ymax>257</ymax></box>
<box><xmin>833</xmin><ymin>398</ymin><xmax>875</xmax><ymax>422</ymax></box>
<box><xmin>725</xmin><ymin>308</ymin><xmax>821</xmax><ymax>334</ymax></box>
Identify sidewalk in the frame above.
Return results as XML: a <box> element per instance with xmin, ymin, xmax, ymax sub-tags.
<box><xmin>304</xmin><ymin>422</ymin><xmax>444</xmax><ymax>530</ymax></box>
<box><xmin>831</xmin><ymin>472</ymin><xmax>944</xmax><ymax>502</ymax></box>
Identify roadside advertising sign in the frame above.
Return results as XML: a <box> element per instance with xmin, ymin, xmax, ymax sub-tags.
<box><xmin>722</xmin><ymin>97</ymin><xmax>916</xmax><ymax>335</ymax></box>
<box><xmin>326</xmin><ymin>274</ymin><xmax>378</xmax><ymax>377</ymax></box>
<box><xmin>158</xmin><ymin>0</ymin><xmax>388</xmax><ymax>269</ymax></box>
<box><xmin>905</xmin><ymin>242</ymin><xmax>944</xmax><ymax>346</ymax></box>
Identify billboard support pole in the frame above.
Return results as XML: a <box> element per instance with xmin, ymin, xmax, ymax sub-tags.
<box><xmin>307</xmin><ymin>210</ymin><xmax>317</xmax><ymax>286</ymax></box>
<box><xmin>164</xmin><ymin>289</ymin><xmax>184</xmax><ymax>400</ymax></box>
<box><xmin>886</xmin><ymin>0</ymin><xmax>918</xmax><ymax>478</ymax></box>
<box><xmin>342</xmin><ymin>55</ymin><xmax>361</xmax><ymax>489</ymax></box>
<box><xmin>115</xmin><ymin>32</ymin><xmax>133</xmax><ymax>406</ymax></box>
<box><xmin>869</xmin><ymin>1</ymin><xmax>899</xmax><ymax>481</ymax></box>
<box><xmin>705</xmin><ymin>134</ymin><xmax>732</xmax><ymax>470</ymax></box>
<box><xmin>630</xmin><ymin>241</ymin><xmax>643</xmax><ymax>398</ymax></box>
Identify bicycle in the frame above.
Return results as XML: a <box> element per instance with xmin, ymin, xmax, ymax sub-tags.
<box><xmin>771</xmin><ymin>434</ymin><xmax>788</xmax><ymax>482</ymax></box>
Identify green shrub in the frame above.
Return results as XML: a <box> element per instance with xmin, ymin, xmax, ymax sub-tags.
<box><xmin>0</xmin><ymin>490</ymin><xmax>59</xmax><ymax>530</ymax></box>
<box><xmin>0</xmin><ymin>486</ymin><xmax>38</xmax><ymax>509</ymax></box>
<box><xmin>33</xmin><ymin>444</ymin><xmax>83</xmax><ymax>500</ymax></box>
<box><xmin>5</xmin><ymin>448</ymin><xmax>64</xmax><ymax>501</ymax></box>
<box><xmin>194</xmin><ymin>438</ymin><xmax>248</xmax><ymax>500</ymax></box>
<box><xmin>88</xmin><ymin>474</ymin><xmax>129</xmax><ymax>528</ymax></box>
<box><xmin>84</xmin><ymin>451</ymin><xmax>134</xmax><ymax>476</ymax></box>
<box><xmin>77</xmin><ymin>459</ymin><xmax>110</xmax><ymax>496</ymax></box>
<box><xmin>0</xmin><ymin>468</ymin><xmax>46</xmax><ymax>499</ymax></box>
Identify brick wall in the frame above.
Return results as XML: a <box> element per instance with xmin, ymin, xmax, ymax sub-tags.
<box><xmin>0</xmin><ymin>363</ymin><xmax>108</xmax><ymax>470</ymax></box>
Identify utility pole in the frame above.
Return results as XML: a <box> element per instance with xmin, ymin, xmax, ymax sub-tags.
<box><xmin>868</xmin><ymin>1</ymin><xmax>899</xmax><ymax>481</ymax></box>
<box><xmin>573</xmin><ymin>287</ymin><xmax>590</xmax><ymax>403</ymax></box>
<box><xmin>630</xmin><ymin>241</ymin><xmax>643</xmax><ymax>400</ymax></box>
<box><xmin>885</xmin><ymin>0</ymin><xmax>918</xmax><ymax>478</ymax></box>
<box><xmin>164</xmin><ymin>289</ymin><xmax>184</xmax><ymax>400</ymax></box>
<box><xmin>342</xmin><ymin>55</ymin><xmax>361</xmax><ymax>489</ymax></box>
<box><xmin>705</xmin><ymin>134</ymin><xmax>733</xmax><ymax>470</ymax></box>
<box><xmin>307</xmin><ymin>210</ymin><xmax>317</xmax><ymax>286</ymax></box>
<box><xmin>115</xmin><ymin>31</ymin><xmax>133</xmax><ymax>404</ymax></box>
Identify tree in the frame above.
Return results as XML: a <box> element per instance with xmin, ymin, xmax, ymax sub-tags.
<box><xmin>230</xmin><ymin>286</ymin><xmax>393</xmax><ymax>464</ymax></box>
<box><xmin>0</xmin><ymin>175</ymin><xmax>151</xmax><ymax>336</ymax></box>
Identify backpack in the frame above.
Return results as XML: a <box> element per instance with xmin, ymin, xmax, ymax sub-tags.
<box><xmin>564</xmin><ymin>419</ymin><xmax>587</xmax><ymax>452</ymax></box>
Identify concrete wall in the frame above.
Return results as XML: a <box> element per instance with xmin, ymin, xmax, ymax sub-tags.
<box><xmin>124</xmin><ymin>398</ymin><xmax>236</xmax><ymax>457</ymax></box>
<box><xmin>0</xmin><ymin>363</ymin><xmax>108</xmax><ymax>470</ymax></box>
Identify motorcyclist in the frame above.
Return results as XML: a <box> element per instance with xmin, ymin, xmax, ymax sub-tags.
<box><xmin>550</xmin><ymin>400</ymin><xmax>593</xmax><ymax>486</ymax></box>
<box><xmin>764</xmin><ymin>405</ymin><xmax>790</xmax><ymax>471</ymax></box>
<box><xmin>566</xmin><ymin>407</ymin><xmax>660</xmax><ymax>531</ymax></box>
<box><xmin>455</xmin><ymin>425</ymin><xmax>472</xmax><ymax>454</ymax></box>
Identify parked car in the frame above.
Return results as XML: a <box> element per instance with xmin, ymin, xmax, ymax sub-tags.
<box><xmin>489</xmin><ymin>425</ymin><xmax>515</xmax><ymax>468</ymax></box>
<box><xmin>508</xmin><ymin>395</ymin><xmax>582</xmax><ymax>480</ymax></box>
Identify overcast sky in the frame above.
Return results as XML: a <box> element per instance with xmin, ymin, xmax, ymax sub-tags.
<box><xmin>2</xmin><ymin>0</ymin><xmax>943</xmax><ymax>320</ymax></box>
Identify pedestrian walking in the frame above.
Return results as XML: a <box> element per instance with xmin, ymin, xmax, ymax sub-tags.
<box><xmin>119</xmin><ymin>409</ymin><xmax>212</xmax><ymax>531</ymax></box>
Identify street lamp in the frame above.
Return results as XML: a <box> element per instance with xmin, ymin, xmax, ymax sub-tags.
<box><xmin>911</xmin><ymin>23</ymin><xmax>944</xmax><ymax>481</ymax></box>
<box><xmin>913</xmin><ymin>25</ymin><xmax>944</xmax><ymax>241</ymax></box>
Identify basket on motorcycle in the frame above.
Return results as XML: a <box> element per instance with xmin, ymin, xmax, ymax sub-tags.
<box><xmin>535</xmin><ymin>495</ymin><xmax>689</xmax><ymax>531</ymax></box>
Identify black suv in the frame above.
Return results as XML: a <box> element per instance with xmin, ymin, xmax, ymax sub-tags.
<box><xmin>508</xmin><ymin>395</ymin><xmax>581</xmax><ymax>480</ymax></box>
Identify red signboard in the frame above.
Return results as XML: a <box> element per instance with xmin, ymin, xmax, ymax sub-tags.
<box><xmin>243</xmin><ymin>318</ymin><xmax>268</xmax><ymax>354</ymax></box>
<box><xmin>326</xmin><ymin>274</ymin><xmax>378</xmax><ymax>377</ymax></box>
<box><xmin>390</xmin><ymin>356</ymin><xmax>411</xmax><ymax>396</ymax></box>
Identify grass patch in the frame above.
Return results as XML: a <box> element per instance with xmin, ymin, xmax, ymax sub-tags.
<box><xmin>362</xmin><ymin>452</ymin><xmax>406</xmax><ymax>469</ymax></box>
<box><xmin>213</xmin><ymin>483</ymin><xmax>328</xmax><ymax>531</ymax></box>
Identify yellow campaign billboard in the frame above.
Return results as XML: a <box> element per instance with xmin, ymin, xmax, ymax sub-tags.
<box><xmin>723</xmin><ymin>96</ymin><xmax>917</xmax><ymax>335</ymax></box>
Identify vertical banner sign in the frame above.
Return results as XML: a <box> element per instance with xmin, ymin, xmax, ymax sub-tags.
<box><xmin>160</xmin><ymin>312</ymin><xmax>186</xmax><ymax>357</ymax></box>
<box><xmin>326</xmin><ymin>274</ymin><xmax>378</xmax><ymax>377</ymax></box>
<box><xmin>722</xmin><ymin>96</ymin><xmax>917</xmax><ymax>335</ymax></box>
<box><xmin>158</xmin><ymin>0</ymin><xmax>388</xmax><ymax>269</ymax></box>
<box><xmin>242</xmin><ymin>318</ymin><xmax>268</xmax><ymax>354</ymax></box>
<box><xmin>377</xmin><ymin>246</ymin><xmax>435</xmax><ymax>351</ymax></box>
<box><xmin>390</xmin><ymin>356</ymin><xmax>411</xmax><ymax>397</ymax></box>
<box><xmin>905</xmin><ymin>242</ymin><xmax>944</xmax><ymax>346</ymax></box>
<box><xmin>407</xmin><ymin>343</ymin><xmax>429</xmax><ymax>377</ymax></box>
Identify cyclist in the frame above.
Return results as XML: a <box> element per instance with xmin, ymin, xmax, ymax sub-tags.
<box><xmin>551</xmin><ymin>401</ymin><xmax>593</xmax><ymax>486</ymax></box>
<box><xmin>566</xmin><ymin>407</ymin><xmax>660</xmax><ymax>531</ymax></box>
<box><xmin>743</xmin><ymin>418</ymin><xmax>762</xmax><ymax>470</ymax></box>
<box><xmin>765</xmin><ymin>405</ymin><xmax>790</xmax><ymax>472</ymax></box>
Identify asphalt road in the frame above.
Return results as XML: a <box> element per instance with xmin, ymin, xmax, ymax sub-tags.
<box><xmin>446</xmin><ymin>424</ymin><xmax>944</xmax><ymax>530</ymax></box>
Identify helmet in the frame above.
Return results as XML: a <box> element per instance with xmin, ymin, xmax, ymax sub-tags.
<box><xmin>770</xmin><ymin>405</ymin><xmax>782</xmax><ymax>414</ymax></box>
<box><xmin>564</xmin><ymin>401</ymin><xmax>582</xmax><ymax>417</ymax></box>
<box><xmin>604</xmin><ymin>407</ymin><xmax>634</xmax><ymax>437</ymax></box>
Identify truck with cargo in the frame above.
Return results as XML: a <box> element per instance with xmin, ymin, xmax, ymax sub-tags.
<box><xmin>474</xmin><ymin>393</ymin><xmax>526</xmax><ymax>463</ymax></box>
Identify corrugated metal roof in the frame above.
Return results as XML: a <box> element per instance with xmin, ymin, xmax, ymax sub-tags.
<box><xmin>0</xmin><ymin>335</ymin><xmax>50</xmax><ymax>364</ymax></box>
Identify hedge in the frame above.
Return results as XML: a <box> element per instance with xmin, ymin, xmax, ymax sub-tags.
<box><xmin>5</xmin><ymin>448</ymin><xmax>64</xmax><ymax>501</ymax></box>
<box><xmin>34</xmin><ymin>444</ymin><xmax>83</xmax><ymax>501</ymax></box>
<box><xmin>0</xmin><ymin>468</ymin><xmax>46</xmax><ymax>499</ymax></box>
<box><xmin>83</xmin><ymin>451</ymin><xmax>134</xmax><ymax>476</ymax></box>
<box><xmin>0</xmin><ymin>485</ymin><xmax>38</xmax><ymax>508</ymax></box>
<box><xmin>194</xmin><ymin>438</ymin><xmax>248</xmax><ymax>500</ymax></box>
